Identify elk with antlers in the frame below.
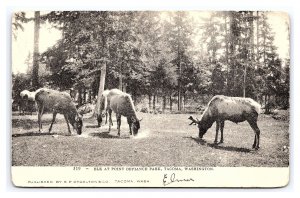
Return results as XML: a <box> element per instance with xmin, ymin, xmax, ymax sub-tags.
<box><xmin>189</xmin><ymin>95</ymin><xmax>261</xmax><ymax>149</ymax></box>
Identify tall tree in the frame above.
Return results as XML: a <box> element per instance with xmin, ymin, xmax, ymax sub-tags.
<box><xmin>32</xmin><ymin>11</ymin><xmax>40</xmax><ymax>89</ymax></box>
<box><xmin>165</xmin><ymin>12</ymin><xmax>194</xmax><ymax>111</ymax></box>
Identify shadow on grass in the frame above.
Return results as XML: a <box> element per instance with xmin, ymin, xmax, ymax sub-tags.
<box><xmin>183</xmin><ymin>136</ymin><xmax>207</xmax><ymax>145</ymax></box>
<box><xmin>185</xmin><ymin>136</ymin><xmax>252</xmax><ymax>153</ymax></box>
<box><xmin>12</xmin><ymin>112</ymin><xmax>36</xmax><ymax>116</ymax></box>
<box><xmin>85</xmin><ymin>125</ymin><xmax>100</xmax><ymax>128</ymax></box>
<box><xmin>12</xmin><ymin>131</ymin><xmax>60</xmax><ymax>137</ymax></box>
<box><xmin>12</xmin><ymin>118</ymin><xmax>55</xmax><ymax>130</ymax></box>
<box><xmin>12</xmin><ymin>118</ymin><xmax>38</xmax><ymax>129</ymax></box>
<box><xmin>89</xmin><ymin>132</ymin><xmax>129</xmax><ymax>139</ymax></box>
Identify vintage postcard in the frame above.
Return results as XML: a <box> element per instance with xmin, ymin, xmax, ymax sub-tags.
<box><xmin>11</xmin><ymin>11</ymin><xmax>290</xmax><ymax>187</ymax></box>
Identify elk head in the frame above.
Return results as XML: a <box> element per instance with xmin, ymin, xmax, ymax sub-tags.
<box><xmin>74</xmin><ymin>114</ymin><xmax>83</xmax><ymax>135</ymax></box>
<box><xmin>188</xmin><ymin>116</ymin><xmax>207</xmax><ymax>139</ymax></box>
<box><xmin>131</xmin><ymin>117</ymin><xmax>142</xmax><ymax>136</ymax></box>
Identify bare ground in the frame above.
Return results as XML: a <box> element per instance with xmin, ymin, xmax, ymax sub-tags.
<box><xmin>11</xmin><ymin>111</ymin><xmax>289</xmax><ymax>167</ymax></box>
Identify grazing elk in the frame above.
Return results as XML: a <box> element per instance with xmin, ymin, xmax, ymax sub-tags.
<box><xmin>105</xmin><ymin>89</ymin><xmax>141</xmax><ymax>136</ymax></box>
<box><xmin>35</xmin><ymin>88</ymin><xmax>83</xmax><ymax>135</ymax></box>
<box><xmin>189</xmin><ymin>95</ymin><xmax>261</xmax><ymax>149</ymax></box>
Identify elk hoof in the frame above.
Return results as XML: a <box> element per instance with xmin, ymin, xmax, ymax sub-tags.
<box><xmin>219</xmin><ymin>140</ymin><xmax>224</xmax><ymax>144</ymax></box>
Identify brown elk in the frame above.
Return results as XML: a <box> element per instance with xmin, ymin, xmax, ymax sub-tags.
<box><xmin>189</xmin><ymin>95</ymin><xmax>261</xmax><ymax>149</ymax></box>
<box><xmin>105</xmin><ymin>89</ymin><xmax>141</xmax><ymax>136</ymax></box>
<box><xmin>35</xmin><ymin>88</ymin><xmax>83</xmax><ymax>135</ymax></box>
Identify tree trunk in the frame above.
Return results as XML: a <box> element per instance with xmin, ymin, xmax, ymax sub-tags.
<box><xmin>119</xmin><ymin>73</ymin><xmax>123</xmax><ymax>91</ymax></box>
<box><xmin>256</xmin><ymin>11</ymin><xmax>259</xmax><ymax>63</ymax></box>
<box><xmin>178</xmin><ymin>90</ymin><xmax>181</xmax><ymax>111</ymax></box>
<box><xmin>224</xmin><ymin>13</ymin><xmax>230</xmax><ymax>94</ymax></box>
<box><xmin>88</xmin><ymin>89</ymin><xmax>92</xmax><ymax>103</ymax></box>
<box><xmin>183</xmin><ymin>94</ymin><xmax>186</xmax><ymax>111</ymax></box>
<box><xmin>177</xmin><ymin>18</ymin><xmax>182</xmax><ymax>111</ymax></box>
<box><xmin>78</xmin><ymin>88</ymin><xmax>82</xmax><ymax>107</ymax></box>
<box><xmin>94</xmin><ymin>62</ymin><xmax>107</xmax><ymax>115</ymax></box>
<box><xmin>224</xmin><ymin>13</ymin><xmax>229</xmax><ymax>64</ymax></box>
<box><xmin>123</xmin><ymin>83</ymin><xmax>126</xmax><ymax>93</ymax></box>
<box><xmin>153</xmin><ymin>95</ymin><xmax>156</xmax><ymax>112</ymax></box>
<box><xmin>228</xmin><ymin>11</ymin><xmax>236</xmax><ymax>96</ymax></box>
<box><xmin>250</xmin><ymin>12</ymin><xmax>255</xmax><ymax>64</ymax></box>
<box><xmin>92</xmin><ymin>90</ymin><xmax>95</xmax><ymax>100</ymax></box>
<box><xmin>243</xmin><ymin>66</ymin><xmax>247</xmax><ymax>97</ymax></box>
<box><xmin>83</xmin><ymin>88</ymin><xmax>86</xmax><ymax>104</ymax></box>
<box><xmin>148</xmin><ymin>94</ymin><xmax>152</xmax><ymax>110</ymax></box>
<box><xmin>169</xmin><ymin>94</ymin><xmax>173</xmax><ymax>111</ymax></box>
<box><xmin>94</xmin><ymin>12</ymin><xmax>108</xmax><ymax>117</ymax></box>
<box><xmin>32</xmin><ymin>11</ymin><xmax>40</xmax><ymax>89</ymax></box>
<box><xmin>162</xmin><ymin>95</ymin><xmax>166</xmax><ymax>113</ymax></box>
<box><xmin>263</xmin><ymin>15</ymin><xmax>266</xmax><ymax>67</ymax></box>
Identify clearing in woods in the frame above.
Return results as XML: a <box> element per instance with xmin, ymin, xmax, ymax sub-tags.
<box><xmin>11</xmin><ymin>111</ymin><xmax>289</xmax><ymax>167</ymax></box>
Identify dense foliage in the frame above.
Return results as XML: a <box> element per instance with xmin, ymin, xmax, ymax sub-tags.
<box><xmin>12</xmin><ymin>11</ymin><xmax>290</xmax><ymax>112</ymax></box>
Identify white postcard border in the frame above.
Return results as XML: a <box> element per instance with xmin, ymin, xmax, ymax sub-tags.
<box><xmin>11</xmin><ymin>166</ymin><xmax>289</xmax><ymax>188</ymax></box>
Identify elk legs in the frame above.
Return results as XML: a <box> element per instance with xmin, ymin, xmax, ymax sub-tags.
<box><xmin>64</xmin><ymin>114</ymin><xmax>72</xmax><ymax>135</ymax></box>
<box><xmin>214</xmin><ymin>121</ymin><xmax>219</xmax><ymax>144</ymax></box>
<box><xmin>214</xmin><ymin>120</ymin><xmax>225</xmax><ymax>144</ymax></box>
<box><xmin>49</xmin><ymin>111</ymin><xmax>57</xmax><ymax>133</ymax></box>
<box><xmin>248</xmin><ymin>119</ymin><xmax>260</xmax><ymax>149</ymax></box>
<box><xmin>108</xmin><ymin>109</ymin><xmax>113</xmax><ymax>132</ymax></box>
<box><xmin>116</xmin><ymin>114</ymin><xmax>121</xmax><ymax>136</ymax></box>
<box><xmin>127</xmin><ymin>117</ymin><xmax>133</xmax><ymax>135</ymax></box>
<box><xmin>105</xmin><ymin>111</ymin><xmax>108</xmax><ymax>125</ymax></box>
<box><xmin>37</xmin><ymin>104</ymin><xmax>45</xmax><ymax>132</ymax></box>
<box><xmin>220</xmin><ymin>121</ymin><xmax>224</xmax><ymax>143</ymax></box>
<box><xmin>97</xmin><ymin>114</ymin><xmax>102</xmax><ymax>127</ymax></box>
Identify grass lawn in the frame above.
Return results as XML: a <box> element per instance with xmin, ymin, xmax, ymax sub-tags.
<box><xmin>11</xmin><ymin>111</ymin><xmax>289</xmax><ymax>167</ymax></box>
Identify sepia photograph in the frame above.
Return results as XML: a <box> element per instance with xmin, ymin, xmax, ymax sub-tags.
<box><xmin>11</xmin><ymin>11</ymin><xmax>290</xmax><ymax>187</ymax></box>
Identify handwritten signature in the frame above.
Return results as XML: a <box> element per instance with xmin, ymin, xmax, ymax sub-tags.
<box><xmin>163</xmin><ymin>173</ymin><xmax>194</xmax><ymax>186</ymax></box>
